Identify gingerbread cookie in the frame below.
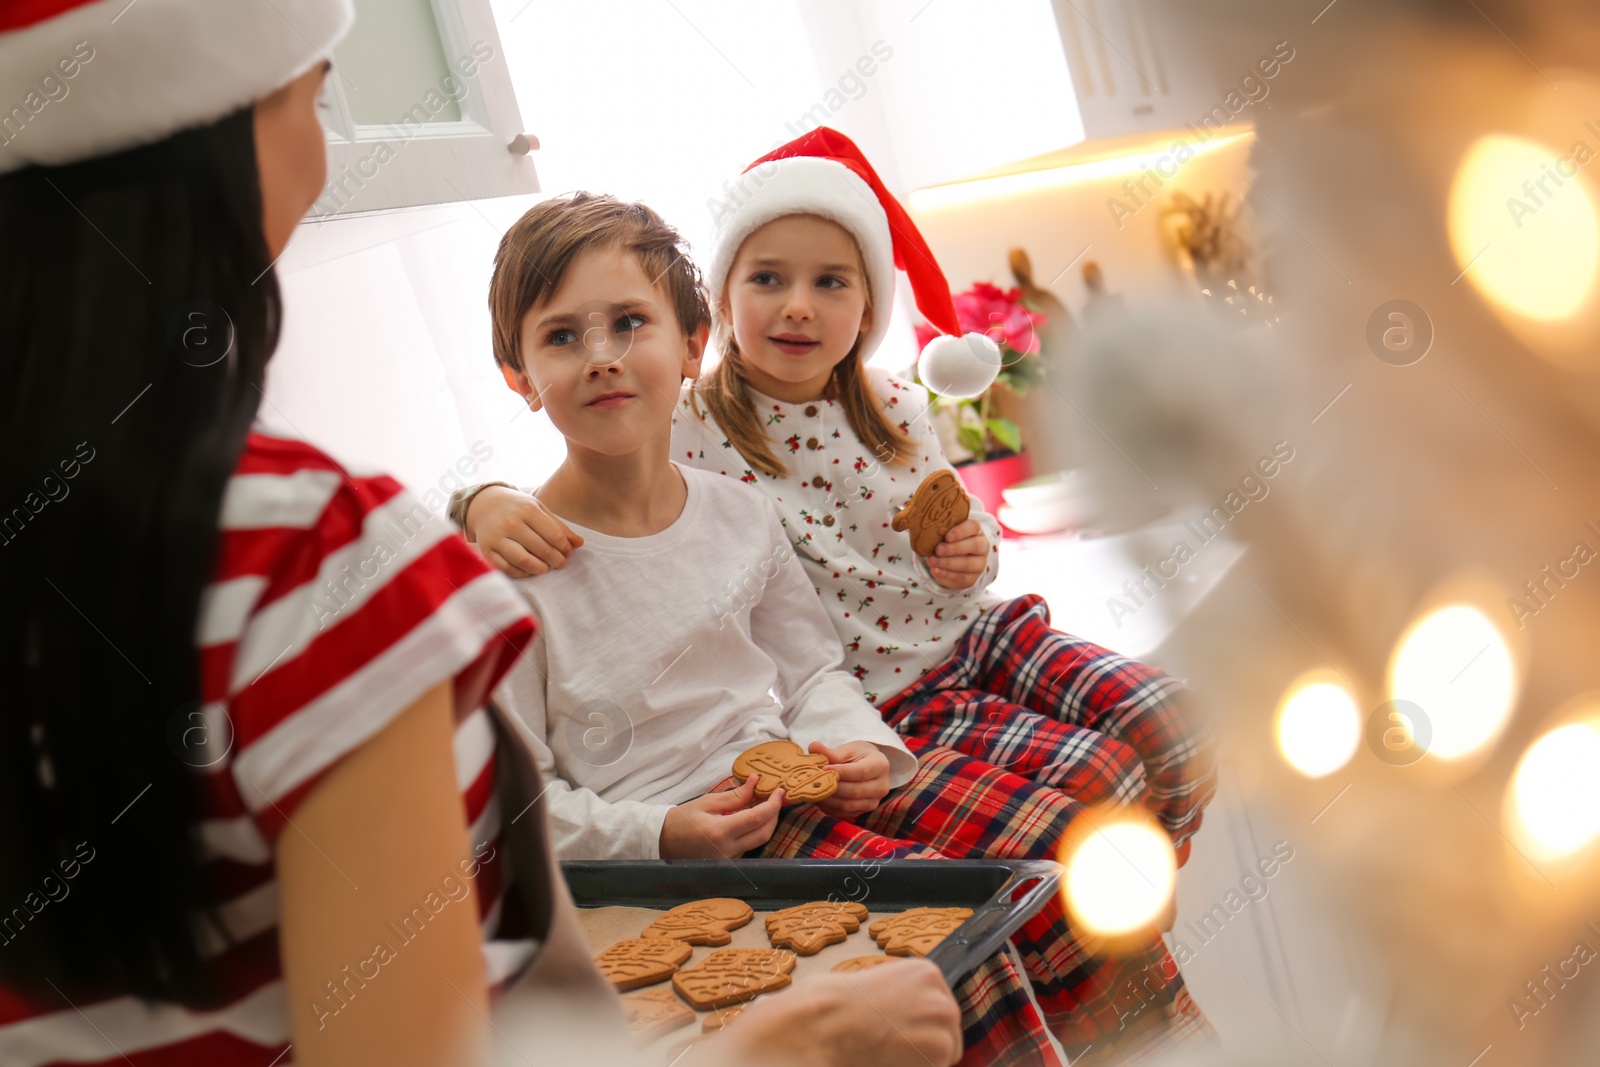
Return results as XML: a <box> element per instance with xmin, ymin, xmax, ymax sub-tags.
<box><xmin>891</xmin><ymin>469</ymin><xmax>971</xmax><ymax>558</ymax></box>
<box><xmin>832</xmin><ymin>955</ymin><xmax>907</xmax><ymax>973</ymax></box>
<box><xmin>621</xmin><ymin>986</ymin><xmax>695</xmax><ymax>1041</ymax></box>
<box><xmin>672</xmin><ymin>947</ymin><xmax>797</xmax><ymax>1010</ymax></box>
<box><xmin>869</xmin><ymin>907</ymin><xmax>974</xmax><ymax>956</ymax></box>
<box><xmin>701</xmin><ymin>1003</ymin><xmax>749</xmax><ymax>1032</ymax></box>
<box><xmin>594</xmin><ymin>937</ymin><xmax>694</xmax><ymax>991</ymax></box>
<box><xmin>732</xmin><ymin>740</ymin><xmax>839</xmax><ymax>803</ymax></box>
<box><xmin>765</xmin><ymin>900</ymin><xmax>869</xmax><ymax>955</ymax></box>
<box><xmin>641</xmin><ymin>898</ymin><xmax>754</xmax><ymax>946</ymax></box>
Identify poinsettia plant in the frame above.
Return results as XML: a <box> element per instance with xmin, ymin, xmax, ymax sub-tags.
<box><xmin>915</xmin><ymin>281</ymin><xmax>1047</xmax><ymax>464</ymax></box>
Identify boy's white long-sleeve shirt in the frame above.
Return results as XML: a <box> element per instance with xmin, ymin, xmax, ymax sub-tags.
<box><xmin>491</xmin><ymin>463</ymin><xmax>918</xmax><ymax>861</ymax></box>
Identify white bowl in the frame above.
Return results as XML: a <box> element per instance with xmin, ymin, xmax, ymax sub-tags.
<box><xmin>997</xmin><ymin>497</ymin><xmax>1094</xmax><ymax>535</ymax></box>
<box><xmin>1001</xmin><ymin>470</ymin><xmax>1077</xmax><ymax>509</ymax></box>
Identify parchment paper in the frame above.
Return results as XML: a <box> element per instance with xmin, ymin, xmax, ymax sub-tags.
<box><xmin>578</xmin><ymin>904</ymin><xmax>909</xmax><ymax>1063</ymax></box>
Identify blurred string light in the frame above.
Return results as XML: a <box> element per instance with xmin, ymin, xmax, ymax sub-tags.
<box><xmin>1388</xmin><ymin>604</ymin><xmax>1517</xmax><ymax>761</ymax></box>
<box><xmin>1509</xmin><ymin>719</ymin><xmax>1600</xmax><ymax>862</ymax></box>
<box><xmin>1448</xmin><ymin>134</ymin><xmax>1600</xmax><ymax>321</ymax></box>
<box><xmin>1061</xmin><ymin>815</ymin><xmax>1175</xmax><ymax>936</ymax></box>
<box><xmin>1274</xmin><ymin>672</ymin><xmax>1360</xmax><ymax>778</ymax></box>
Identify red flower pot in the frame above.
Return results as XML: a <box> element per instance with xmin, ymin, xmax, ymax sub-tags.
<box><xmin>955</xmin><ymin>451</ymin><xmax>1034</xmax><ymax>536</ymax></box>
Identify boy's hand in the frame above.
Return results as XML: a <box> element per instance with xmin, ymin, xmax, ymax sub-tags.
<box><xmin>807</xmin><ymin>741</ymin><xmax>891</xmax><ymax>819</ymax></box>
<box><xmin>465</xmin><ymin>485</ymin><xmax>584</xmax><ymax>578</ymax></box>
<box><xmin>925</xmin><ymin>518</ymin><xmax>988</xmax><ymax>590</ymax></box>
<box><xmin>659</xmin><ymin>776</ymin><xmax>784</xmax><ymax>859</ymax></box>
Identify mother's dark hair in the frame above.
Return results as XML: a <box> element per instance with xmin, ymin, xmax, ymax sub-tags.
<box><xmin>0</xmin><ymin>106</ymin><xmax>279</xmax><ymax>1002</ymax></box>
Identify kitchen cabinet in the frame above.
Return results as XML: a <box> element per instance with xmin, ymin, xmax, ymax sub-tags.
<box><xmin>1049</xmin><ymin>0</ymin><xmax>1227</xmax><ymax>141</ymax></box>
<box><xmin>312</xmin><ymin>0</ymin><xmax>537</xmax><ymax>216</ymax></box>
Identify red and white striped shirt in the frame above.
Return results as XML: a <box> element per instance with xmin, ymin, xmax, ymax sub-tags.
<box><xmin>0</xmin><ymin>431</ymin><xmax>537</xmax><ymax>1066</ymax></box>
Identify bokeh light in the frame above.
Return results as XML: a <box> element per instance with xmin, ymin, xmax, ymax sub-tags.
<box><xmin>1062</xmin><ymin>817</ymin><xmax>1176</xmax><ymax>936</ymax></box>
<box><xmin>1388</xmin><ymin>604</ymin><xmax>1517</xmax><ymax>761</ymax></box>
<box><xmin>1509</xmin><ymin>722</ymin><xmax>1600</xmax><ymax>862</ymax></box>
<box><xmin>1448</xmin><ymin>133</ymin><xmax>1600</xmax><ymax>321</ymax></box>
<box><xmin>1275</xmin><ymin>676</ymin><xmax>1360</xmax><ymax>778</ymax></box>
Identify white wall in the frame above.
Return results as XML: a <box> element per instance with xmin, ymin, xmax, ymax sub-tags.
<box><xmin>846</xmin><ymin>0</ymin><xmax>1085</xmax><ymax>189</ymax></box>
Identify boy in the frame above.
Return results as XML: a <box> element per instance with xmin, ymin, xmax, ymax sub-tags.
<box><xmin>483</xmin><ymin>193</ymin><xmax>917</xmax><ymax>860</ymax></box>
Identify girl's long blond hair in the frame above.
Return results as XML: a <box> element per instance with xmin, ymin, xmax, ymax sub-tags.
<box><xmin>689</xmin><ymin>222</ymin><xmax>918</xmax><ymax>480</ymax></box>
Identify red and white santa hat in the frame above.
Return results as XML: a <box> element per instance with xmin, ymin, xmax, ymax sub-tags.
<box><xmin>0</xmin><ymin>0</ymin><xmax>353</xmax><ymax>175</ymax></box>
<box><xmin>706</xmin><ymin>127</ymin><xmax>1002</xmax><ymax>399</ymax></box>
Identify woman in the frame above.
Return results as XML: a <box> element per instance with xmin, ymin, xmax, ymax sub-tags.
<box><xmin>0</xmin><ymin>2</ymin><xmax>960</xmax><ymax>1064</ymax></box>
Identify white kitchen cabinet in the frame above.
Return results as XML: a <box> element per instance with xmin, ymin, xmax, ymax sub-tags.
<box><xmin>1049</xmin><ymin>0</ymin><xmax>1228</xmax><ymax>141</ymax></box>
<box><xmin>311</xmin><ymin>0</ymin><xmax>538</xmax><ymax>216</ymax></box>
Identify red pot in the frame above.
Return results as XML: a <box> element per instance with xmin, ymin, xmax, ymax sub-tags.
<box><xmin>955</xmin><ymin>451</ymin><xmax>1034</xmax><ymax>536</ymax></box>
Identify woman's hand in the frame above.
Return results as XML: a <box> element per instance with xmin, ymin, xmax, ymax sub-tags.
<box><xmin>464</xmin><ymin>485</ymin><xmax>584</xmax><ymax>578</ymax></box>
<box><xmin>808</xmin><ymin>741</ymin><xmax>891</xmax><ymax>819</ymax></box>
<box><xmin>659</xmin><ymin>776</ymin><xmax>785</xmax><ymax>858</ymax></box>
<box><xmin>709</xmin><ymin>958</ymin><xmax>963</xmax><ymax>1067</ymax></box>
<box><xmin>925</xmin><ymin>517</ymin><xmax>989</xmax><ymax>590</ymax></box>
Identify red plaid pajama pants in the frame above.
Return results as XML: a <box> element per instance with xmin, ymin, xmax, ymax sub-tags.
<box><xmin>750</xmin><ymin>595</ymin><xmax>1216</xmax><ymax>1063</ymax></box>
<box><xmin>880</xmin><ymin>594</ymin><xmax>1218</xmax><ymax>867</ymax></box>
<box><xmin>749</xmin><ymin>741</ymin><xmax>1213</xmax><ymax>1065</ymax></box>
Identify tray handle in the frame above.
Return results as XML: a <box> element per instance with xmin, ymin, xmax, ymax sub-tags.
<box><xmin>925</xmin><ymin>860</ymin><xmax>1062</xmax><ymax>987</ymax></box>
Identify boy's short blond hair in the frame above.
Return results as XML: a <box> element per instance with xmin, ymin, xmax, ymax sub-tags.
<box><xmin>489</xmin><ymin>192</ymin><xmax>708</xmax><ymax>372</ymax></box>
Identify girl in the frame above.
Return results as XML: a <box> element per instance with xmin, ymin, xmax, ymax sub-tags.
<box><xmin>0</xmin><ymin>5</ymin><xmax>956</xmax><ymax>1064</ymax></box>
<box><xmin>454</xmin><ymin>135</ymin><xmax>1215</xmax><ymax>1061</ymax></box>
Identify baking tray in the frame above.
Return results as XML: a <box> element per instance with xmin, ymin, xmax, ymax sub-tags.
<box><xmin>562</xmin><ymin>857</ymin><xmax>1062</xmax><ymax>987</ymax></box>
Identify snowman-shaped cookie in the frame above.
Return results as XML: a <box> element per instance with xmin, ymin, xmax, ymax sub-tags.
<box><xmin>891</xmin><ymin>469</ymin><xmax>971</xmax><ymax>558</ymax></box>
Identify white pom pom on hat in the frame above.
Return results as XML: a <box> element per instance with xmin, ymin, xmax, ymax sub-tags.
<box><xmin>706</xmin><ymin>127</ymin><xmax>1000</xmax><ymax>399</ymax></box>
<box><xmin>918</xmin><ymin>332</ymin><xmax>1003</xmax><ymax>399</ymax></box>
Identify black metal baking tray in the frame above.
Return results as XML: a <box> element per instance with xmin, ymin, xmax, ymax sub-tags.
<box><xmin>561</xmin><ymin>858</ymin><xmax>1062</xmax><ymax>987</ymax></box>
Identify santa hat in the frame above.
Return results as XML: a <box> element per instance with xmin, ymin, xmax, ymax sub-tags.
<box><xmin>0</xmin><ymin>0</ymin><xmax>353</xmax><ymax>175</ymax></box>
<box><xmin>706</xmin><ymin>127</ymin><xmax>1001</xmax><ymax>399</ymax></box>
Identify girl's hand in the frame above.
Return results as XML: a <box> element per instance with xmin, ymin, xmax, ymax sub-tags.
<box><xmin>659</xmin><ymin>776</ymin><xmax>785</xmax><ymax>858</ymax></box>
<box><xmin>926</xmin><ymin>517</ymin><xmax>989</xmax><ymax>590</ymax></box>
<box><xmin>464</xmin><ymin>485</ymin><xmax>584</xmax><ymax>578</ymax></box>
<box><xmin>807</xmin><ymin>741</ymin><xmax>891</xmax><ymax>819</ymax></box>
